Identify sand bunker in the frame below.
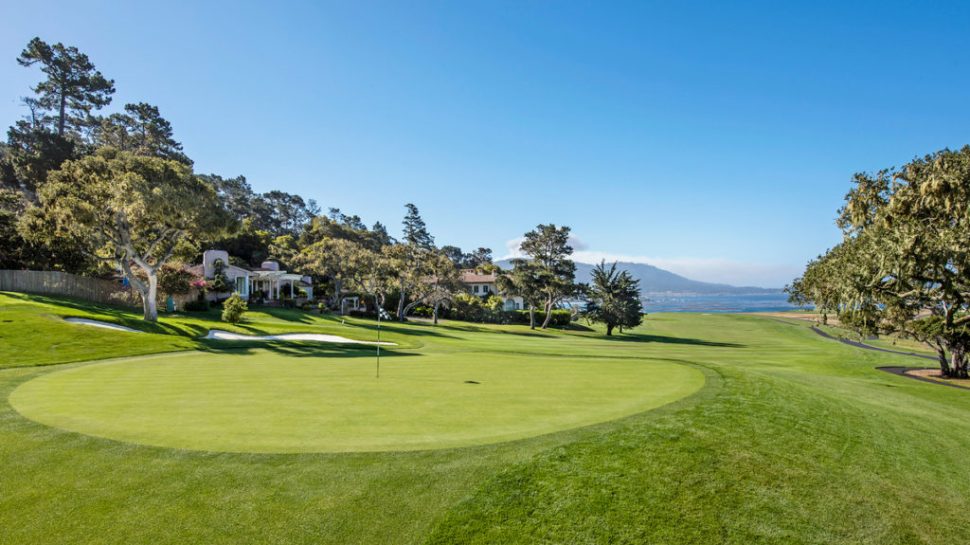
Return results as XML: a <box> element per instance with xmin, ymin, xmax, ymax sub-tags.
<box><xmin>64</xmin><ymin>317</ymin><xmax>144</xmax><ymax>334</ymax></box>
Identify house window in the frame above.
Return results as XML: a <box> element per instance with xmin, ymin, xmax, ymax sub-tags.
<box><xmin>235</xmin><ymin>277</ymin><xmax>246</xmax><ymax>294</ymax></box>
<box><xmin>473</xmin><ymin>285</ymin><xmax>479</xmax><ymax>293</ymax></box>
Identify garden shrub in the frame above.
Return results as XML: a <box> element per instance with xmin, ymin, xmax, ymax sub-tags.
<box><xmin>506</xmin><ymin>308</ymin><xmax>572</xmax><ymax>327</ymax></box>
<box><xmin>222</xmin><ymin>293</ymin><xmax>248</xmax><ymax>323</ymax></box>
<box><xmin>445</xmin><ymin>293</ymin><xmax>572</xmax><ymax>326</ymax></box>
<box><xmin>158</xmin><ymin>264</ymin><xmax>196</xmax><ymax>296</ymax></box>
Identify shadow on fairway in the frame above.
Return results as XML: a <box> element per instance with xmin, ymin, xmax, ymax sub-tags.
<box><xmin>341</xmin><ymin>320</ymin><xmax>460</xmax><ymax>340</ymax></box>
<box><xmin>15</xmin><ymin>293</ymin><xmax>213</xmax><ymax>337</ymax></box>
<box><xmin>494</xmin><ymin>329</ymin><xmax>558</xmax><ymax>339</ymax></box>
<box><xmin>601</xmin><ymin>332</ymin><xmax>744</xmax><ymax>348</ymax></box>
<box><xmin>200</xmin><ymin>341</ymin><xmax>416</xmax><ymax>359</ymax></box>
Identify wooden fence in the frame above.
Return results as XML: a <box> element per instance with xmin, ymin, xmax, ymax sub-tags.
<box><xmin>0</xmin><ymin>270</ymin><xmax>142</xmax><ymax>308</ymax></box>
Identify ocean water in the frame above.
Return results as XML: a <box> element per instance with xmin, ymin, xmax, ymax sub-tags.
<box><xmin>642</xmin><ymin>292</ymin><xmax>800</xmax><ymax>313</ymax></box>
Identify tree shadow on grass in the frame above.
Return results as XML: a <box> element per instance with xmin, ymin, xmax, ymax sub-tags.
<box><xmin>337</xmin><ymin>320</ymin><xmax>459</xmax><ymax>340</ymax></box>
<box><xmin>199</xmin><ymin>340</ymin><xmax>415</xmax><ymax>359</ymax></box>
<box><xmin>599</xmin><ymin>332</ymin><xmax>745</xmax><ymax>348</ymax></box>
<box><xmin>494</xmin><ymin>329</ymin><xmax>558</xmax><ymax>339</ymax></box>
<box><xmin>15</xmin><ymin>293</ymin><xmax>359</xmax><ymax>339</ymax></box>
<box><xmin>11</xmin><ymin>293</ymin><xmax>210</xmax><ymax>337</ymax></box>
<box><xmin>9</xmin><ymin>292</ymin><xmax>133</xmax><ymax>315</ymax></box>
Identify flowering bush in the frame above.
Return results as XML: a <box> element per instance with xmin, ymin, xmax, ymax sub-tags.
<box><xmin>158</xmin><ymin>264</ymin><xmax>196</xmax><ymax>295</ymax></box>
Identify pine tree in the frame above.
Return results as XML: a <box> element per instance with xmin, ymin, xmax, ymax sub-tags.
<box><xmin>402</xmin><ymin>203</ymin><xmax>434</xmax><ymax>248</ymax></box>
<box><xmin>17</xmin><ymin>37</ymin><xmax>115</xmax><ymax>137</ymax></box>
<box><xmin>585</xmin><ymin>261</ymin><xmax>644</xmax><ymax>336</ymax></box>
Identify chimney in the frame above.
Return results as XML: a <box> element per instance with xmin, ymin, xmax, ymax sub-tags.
<box><xmin>203</xmin><ymin>250</ymin><xmax>230</xmax><ymax>279</ymax></box>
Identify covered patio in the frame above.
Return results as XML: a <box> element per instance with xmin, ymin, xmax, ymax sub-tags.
<box><xmin>250</xmin><ymin>271</ymin><xmax>313</xmax><ymax>302</ymax></box>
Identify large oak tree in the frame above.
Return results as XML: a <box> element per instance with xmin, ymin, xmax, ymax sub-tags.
<box><xmin>23</xmin><ymin>148</ymin><xmax>226</xmax><ymax>321</ymax></box>
<box><xmin>789</xmin><ymin>146</ymin><xmax>970</xmax><ymax>378</ymax></box>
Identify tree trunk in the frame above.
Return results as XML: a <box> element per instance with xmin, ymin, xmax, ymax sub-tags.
<box><xmin>936</xmin><ymin>346</ymin><xmax>952</xmax><ymax>378</ymax></box>
<box><xmin>540</xmin><ymin>298</ymin><xmax>554</xmax><ymax>329</ymax></box>
<box><xmin>332</xmin><ymin>278</ymin><xmax>343</xmax><ymax>312</ymax></box>
<box><xmin>58</xmin><ymin>92</ymin><xmax>66</xmax><ymax>136</ymax></box>
<box><xmin>396</xmin><ymin>288</ymin><xmax>407</xmax><ymax>321</ymax></box>
<box><xmin>606</xmin><ymin>323</ymin><xmax>614</xmax><ymax>336</ymax></box>
<box><xmin>433</xmin><ymin>302</ymin><xmax>439</xmax><ymax>325</ymax></box>
<box><xmin>143</xmin><ymin>273</ymin><xmax>159</xmax><ymax>321</ymax></box>
<box><xmin>403</xmin><ymin>299</ymin><xmax>422</xmax><ymax>317</ymax></box>
<box><xmin>120</xmin><ymin>259</ymin><xmax>157</xmax><ymax>322</ymax></box>
<box><xmin>528</xmin><ymin>305</ymin><xmax>535</xmax><ymax>329</ymax></box>
<box><xmin>949</xmin><ymin>347</ymin><xmax>968</xmax><ymax>379</ymax></box>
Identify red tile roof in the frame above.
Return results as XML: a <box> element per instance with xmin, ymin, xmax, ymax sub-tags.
<box><xmin>460</xmin><ymin>270</ymin><xmax>497</xmax><ymax>283</ymax></box>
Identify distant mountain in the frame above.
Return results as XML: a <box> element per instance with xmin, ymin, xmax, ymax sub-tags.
<box><xmin>495</xmin><ymin>260</ymin><xmax>779</xmax><ymax>295</ymax></box>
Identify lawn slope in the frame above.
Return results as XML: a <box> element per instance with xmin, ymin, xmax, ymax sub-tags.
<box><xmin>1</xmin><ymin>294</ymin><xmax>969</xmax><ymax>544</ymax></box>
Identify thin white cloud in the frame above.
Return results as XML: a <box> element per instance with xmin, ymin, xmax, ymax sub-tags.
<box><xmin>568</xmin><ymin>235</ymin><xmax>589</xmax><ymax>251</ymax></box>
<box><xmin>504</xmin><ymin>237</ymin><xmax>525</xmax><ymax>258</ymax></box>
<box><xmin>501</xmin><ymin>239</ymin><xmax>797</xmax><ymax>288</ymax></box>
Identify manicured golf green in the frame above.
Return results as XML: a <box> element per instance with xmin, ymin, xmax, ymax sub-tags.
<box><xmin>9</xmin><ymin>349</ymin><xmax>702</xmax><ymax>452</ymax></box>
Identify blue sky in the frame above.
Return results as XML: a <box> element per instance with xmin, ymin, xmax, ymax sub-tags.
<box><xmin>2</xmin><ymin>1</ymin><xmax>969</xmax><ymax>287</ymax></box>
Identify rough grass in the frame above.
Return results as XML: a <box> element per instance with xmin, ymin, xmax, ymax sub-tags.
<box><xmin>2</xmin><ymin>293</ymin><xmax>970</xmax><ymax>544</ymax></box>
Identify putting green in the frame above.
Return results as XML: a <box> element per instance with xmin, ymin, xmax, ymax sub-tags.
<box><xmin>9</xmin><ymin>349</ymin><xmax>704</xmax><ymax>453</ymax></box>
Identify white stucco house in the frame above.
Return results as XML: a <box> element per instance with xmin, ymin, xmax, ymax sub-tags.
<box><xmin>460</xmin><ymin>269</ymin><xmax>524</xmax><ymax>311</ymax></box>
<box><xmin>191</xmin><ymin>250</ymin><xmax>313</xmax><ymax>302</ymax></box>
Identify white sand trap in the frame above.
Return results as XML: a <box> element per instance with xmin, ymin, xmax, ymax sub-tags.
<box><xmin>204</xmin><ymin>330</ymin><xmax>395</xmax><ymax>345</ymax></box>
<box><xmin>64</xmin><ymin>317</ymin><xmax>144</xmax><ymax>334</ymax></box>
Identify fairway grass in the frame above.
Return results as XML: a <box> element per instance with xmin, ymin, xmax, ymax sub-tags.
<box><xmin>3</xmin><ymin>293</ymin><xmax>970</xmax><ymax>544</ymax></box>
<box><xmin>9</xmin><ymin>349</ymin><xmax>703</xmax><ymax>452</ymax></box>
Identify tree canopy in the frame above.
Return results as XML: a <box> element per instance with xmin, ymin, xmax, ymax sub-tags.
<box><xmin>519</xmin><ymin>224</ymin><xmax>578</xmax><ymax>329</ymax></box>
<box><xmin>585</xmin><ymin>261</ymin><xmax>643</xmax><ymax>336</ymax></box>
<box><xmin>788</xmin><ymin>146</ymin><xmax>970</xmax><ymax>378</ymax></box>
<box><xmin>402</xmin><ymin>203</ymin><xmax>434</xmax><ymax>248</ymax></box>
<box><xmin>497</xmin><ymin>258</ymin><xmax>547</xmax><ymax>329</ymax></box>
<box><xmin>441</xmin><ymin>245</ymin><xmax>493</xmax><ymax>270</ymax></box>
<box><xmin>23</xmin><ymin>148</ymin><xmax>227</xmax><ymax>320</ymax></box>
<box><xmin>17</xmin><ymin>37</ymin><xmax>115</xmax><ymax>137</ymax></box>
<box><xmin>94</xmin><ymin>103</ymin><xmax>190</xmax><ymax>164</ymax></box>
